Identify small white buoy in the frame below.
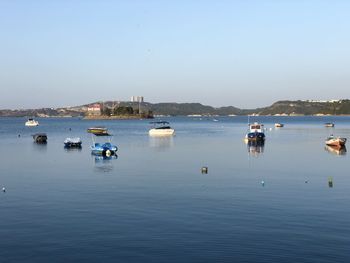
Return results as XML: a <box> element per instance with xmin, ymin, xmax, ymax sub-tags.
<box><xmin>269</xmin><ymin>128</ymin><xmax>272</xmax><ymax>131</ymax></box>
<box><xmin>261</xmin><ymin>180</ymin><xmax>265</xmax><ymax>186</ymax></box>
<box><xmin>2</xmin><ymin>187</ymin><xmax>5</xmax><ymax>192</ymax></box>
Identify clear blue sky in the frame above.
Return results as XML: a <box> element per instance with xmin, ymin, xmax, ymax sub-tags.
<box><xmin>1</xmin><ymin>0</ymin><xmax>350</xmax><ymax>109</ymax></box>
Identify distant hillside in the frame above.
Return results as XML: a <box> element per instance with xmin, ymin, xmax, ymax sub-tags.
<box><xmin>94</xmin><ymin>101</ymin><xmax>251</xmax><ymax>116</ymax></box>
<box><xmin>1</xmin><ymin>99</ymin><xmax>350</xmax><ymax>117</ymax></box>
<box><xmin>258</xmin><ymin>100</ymin><xmax>350</xmax><ymax>115</ymax></box>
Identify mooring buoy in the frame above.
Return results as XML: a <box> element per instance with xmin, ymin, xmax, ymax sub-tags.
<box><xmin>201</xmin><ymin>167</ymin><xmax>208</xmax><ymax>174</ymax></box>
<box><xmin>2</xmin><ymin>187</ymin><xmax>5</xmax><ymax>192</ymax></box>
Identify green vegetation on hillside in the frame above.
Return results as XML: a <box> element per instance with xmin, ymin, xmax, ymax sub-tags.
<box><xmin>2</xmin><ymin>100</ymin><xmax>350</xmax><ymax>117</ymax></box>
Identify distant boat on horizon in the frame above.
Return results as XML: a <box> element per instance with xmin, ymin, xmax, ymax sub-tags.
<box><xmin>325</xmin><ymin>123</ymin><xmax>335</xmax><ymax>127</ymax></box>
<box><xmin>275</xmin><ymin>123</ymin><xmax>284</xmax><ymax>128</ymax></box>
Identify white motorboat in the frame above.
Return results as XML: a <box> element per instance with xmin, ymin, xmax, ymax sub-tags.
<box><xmin>25</xmin><ymin>118</ymin><xmax>39</xmax><ymax>126</ymax></box>
<box><xmin>149</xmin><ymin>121</ymin><xmax>175</xmax><ymax>136</ymax></box>
<box><xmin>275</xmin><ymin>123</ymin><xmax>284</xmax><ymax>128</ymax></box>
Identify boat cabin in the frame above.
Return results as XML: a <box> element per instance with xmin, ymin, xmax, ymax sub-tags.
<box><xmin>249</xmin><ymin>122</ymin><xmax>264</xmax><ymax>133</ymax></box>
<box><xmin>150</xmin><ymin>121</ymin><xmax>172</xmax><ymax>130</ymax></box>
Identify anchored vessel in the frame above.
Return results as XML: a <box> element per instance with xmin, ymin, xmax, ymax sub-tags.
<box><xmin>25</xmin><ymin>118</ymin><xmax>39</xmax><ymax>127</ymax></box>
<box><xmin>149</xmin><ymin>121</ymin><xmax>175</xmax><ymax>136</ymax></box>
<box><xmin>245</xmin><ymin>122</ymin><xmax>265</xmax><ymax>142</ymax></box>
<box><xmin>325</xmin><ymin>123</ymin><xmax>335</xmax><ymax>127</ymax></box>
<box><xmin>64</xmin><ymin>137</ymin><xmax>82</xmax><ymax>148</ymax></box>
<box><xmin>33</xmin><ymin>133</ymin><xmax>47</xmax><ymax>143</ymax></box>
<box><xmin>325</xmin><ymin>135</ymin><xmax>346</xmax><ymax>147</ymax></box>
<box><xmin>90</xmin><ymin>130</ymin><xmax>117</xmax><ymax>157</ymax></box>
<box><xmin>275</xmin><ymin>123</ymin><xmax>284</xmax><ymax>128</ymax></box>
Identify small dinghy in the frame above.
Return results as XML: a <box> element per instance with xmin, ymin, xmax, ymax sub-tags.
<box><xmin>87</xmin><ymin>127</ymin><xmax>108</xmax><ymax>135</ymax></box>
<box><xmin>275</xmin><ymin>123</ymin><xmax>284</xmax><ymax>128</ymax></box>
<box><xmin>325</xmin><ymin>135</ymin><xmax>346</xmax><ymax>147</ymax></box>
<box><xmin>64</xmin><ymin>137</ymin><xmax>82</xmax><ymax>148</ymax></box>
<box><xmin>33</xmin><ymin>133</ymin><xmax>47</xmax><ymax>143</ymax></box>
<box><xmin>325</xmin><ymin>123</ymin><xmax>335</xmax><ymax>127</ymax></box>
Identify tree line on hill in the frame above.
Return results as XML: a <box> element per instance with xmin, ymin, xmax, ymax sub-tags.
<box><xmin>1</xmin><ymin>99</ymin><xmax>350</xmax><ymax>117</ymax></box>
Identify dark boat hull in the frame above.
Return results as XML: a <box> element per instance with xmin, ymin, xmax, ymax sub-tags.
<box><xmin>64</xmin><ymin>142</ymin><xmax>82</xmax><ymax>148</ymax></box>
<box><xmin>247</xmin><ymin>132</ymin><xmax>265</xmax><ymax>142</ymax></box>
<box><xmin>33</xmin><ymin>133</ymin><xmax>47</xmax><ymax>143</ymax></box>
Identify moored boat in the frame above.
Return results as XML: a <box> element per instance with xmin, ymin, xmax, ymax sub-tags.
<box><xmin>245</xmin><ymin>122</ymin><xmax>265</xmax><ymax>142</ymax></box>
<box><xmin>275</xmin><ymin>123</ymin><xmax>284</xmax><ymax>128</ymax></box>
<box><xmin>25</xmin><ymin>118</ymin><xmax>39</xmax><ymax>127</ymax></box>
<box><xmin>87</xmin><ymin>127</ymin><xmax>108</xmax><ymax>135</ymax></box>
<box><xmin>149</xmin><ymin>121</ymin><xmax>175</xmax><ymax>136</ymax></box>
<box><xmin>325</xmin><ymin>123</ymin><xmax>335</xmax><ymax>127</ymax></box>
<box><xmin>325</xmin><ymin>135</ymin><xmax>346</xmax><ymax>147</ymax></box>
<box><xmin>33</xmin><ymin>133</ymin><xmax>47</xmax><ymax>143</ymax></box>
<box><xmin>64</xmin><ymin>137</ymin><xmax>82</xmax><ymax>148</ymax></box>
<box><xmin>90</xmin><ymin>132</ymin><xmax>117</xmax><ymax>157</ymax></box>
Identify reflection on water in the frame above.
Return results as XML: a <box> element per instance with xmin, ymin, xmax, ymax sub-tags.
<box><xmin>32</xmin><ymin>141</ymin><xmax>48</xmax><ymax>152</ymax></box>
<box><xmin>149</xmin><ymin>136</ymin><xmax>174</xmax><ymax>150</ymax></box>
<box><xmin>324</xmin><ymin>145</ymin><xmax>347</xmax><ymax>156</ymax></box>
<box><xmin>64</xmin><ymin>146</ymin><xmax>82</xmax><ymax>153</ymax></box>
<box><xmin>93</xmin><ymin>155</ymin><xmax>118</xmax><ymax>173</ymax></box>
<box><xmin>246</xmin><ymin>140</ymin><xmax>265</xmax><ymax>156</ymax></box>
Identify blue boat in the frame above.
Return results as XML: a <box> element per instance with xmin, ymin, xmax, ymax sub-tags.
<box><xmin>90</xmin><ymin>132</ymin><xmax>118</xmax><ymax>157</ymax></box>
<box><xmin>245</xmin><ymin>122</ymin><xmax>266</xmax><ymax>142</ymax></box>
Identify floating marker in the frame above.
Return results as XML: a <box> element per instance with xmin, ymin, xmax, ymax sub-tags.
<box><xmin>2</xmin><ymin>187</ymin><xmax>5</xmax><ymax>192</ymax></box>
<box><xmin>261</xmin><ymin>180</ymin><xmax>265</xmax><ymax>186</ymax></box>
<box><xmin>201</xmin><ymin>167</ymin><xmax>208</xmax><ymax>174</ymax></box>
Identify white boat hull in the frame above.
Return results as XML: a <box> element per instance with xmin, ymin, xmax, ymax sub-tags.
<box><xmin>25</xmin><ymin>121</ymin><xmax>39</xmax><ymax>127</ymax></box>
<box><xmin>149</xmin><ymin>128</ymin><xmax>175</xmax><ymax>136</ymax></box>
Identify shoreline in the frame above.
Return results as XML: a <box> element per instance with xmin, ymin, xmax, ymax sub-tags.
<box><xmin>83</xmin><ymin>115</ymin><xmax>153</xmax><ymax>120</ymax></box>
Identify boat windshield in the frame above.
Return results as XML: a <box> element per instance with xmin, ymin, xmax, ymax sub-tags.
<box><xmin>251</xmin><ymin>125</ymin><xmax>260</xmax><ymax>129</ymax></box>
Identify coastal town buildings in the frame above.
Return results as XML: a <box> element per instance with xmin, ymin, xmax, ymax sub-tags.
<box><xmin>87</xmin><ymin>103</ymin><xmax>101</xmax><ymax>115</ymax></box>
<box><xmin>131</xmin><ymin>96</ymin><xmax>144</xmax><ymax>103</ymax></box>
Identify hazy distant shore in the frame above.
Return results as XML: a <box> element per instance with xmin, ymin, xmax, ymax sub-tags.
<box><xmin>83</xmin><ymin>115</ymin><xmax>153</xmax><ymax>120</ymax></box>
<box><xmin>1</xmin><ymin>99</ymin><xmax>350</xmax><ymax>117</ymax></box>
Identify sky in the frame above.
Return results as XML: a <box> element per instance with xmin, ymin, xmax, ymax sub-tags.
<box><xmin>1</xmin><ymin>0</ymin><xmax>350</xmax><ymax>109</ymax></box>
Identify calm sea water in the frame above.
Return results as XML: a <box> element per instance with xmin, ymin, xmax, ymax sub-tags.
<box><xmin>0</xmin><ymin>116</ymin><xmax>350</xmax><ymax>263</ymax></box>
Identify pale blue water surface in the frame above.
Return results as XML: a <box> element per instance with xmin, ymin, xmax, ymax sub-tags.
<box><xmin>0</xmin><ymin>116</ymin><xmax>350</xmax><ymax>262</ymax></box>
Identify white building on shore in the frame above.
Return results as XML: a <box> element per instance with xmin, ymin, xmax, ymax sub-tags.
<box><xmin>131</xmin><ymin>96</ymin><xmax>144</xmax><ymax>103</ymax></box>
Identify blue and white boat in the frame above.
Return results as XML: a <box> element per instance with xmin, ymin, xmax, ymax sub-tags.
<box><xmin>245</xmin><ymin>122</ymin><xmax>265</xmax><ymax>142</ymax></box>
<box><xmin>90</xmin><ymin>132</ymin><xmax>118</xmax><ymax>157</ymax></box>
